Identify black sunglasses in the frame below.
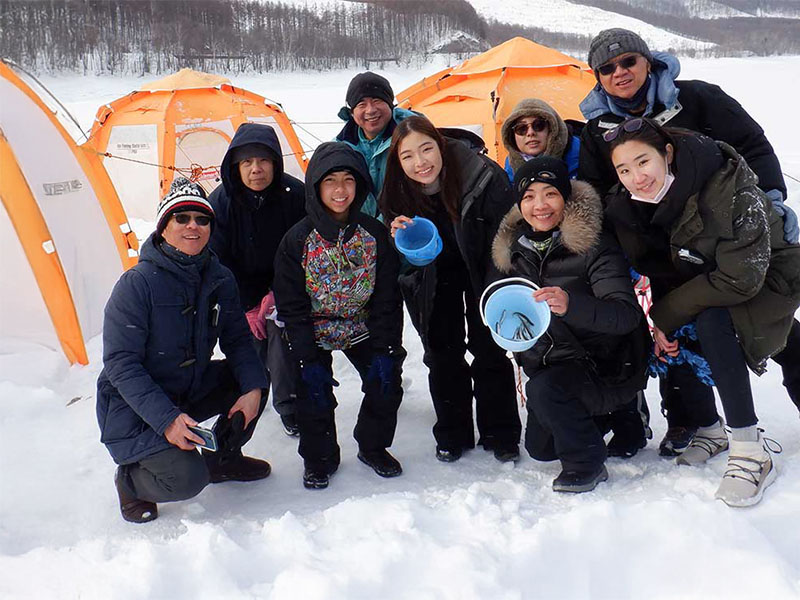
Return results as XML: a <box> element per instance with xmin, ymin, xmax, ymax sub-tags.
<box><xmin>602</xmin><ymin>117</ymin><xmax>649</xmax><ymax>143</ymax></box>
<box><xmin>174</xmin><ymin>213</ymin><xmax>212</xmax><ymax>226</ymax></box>
<box><xmin>512</xmin><ymin>119</ymin><xmax>548</xmax><ymax>136</ymax></box>
<box><xmin>597</xmin><ymin>54</ymin><xmax>640</xmax><ymax>76</ymax></box>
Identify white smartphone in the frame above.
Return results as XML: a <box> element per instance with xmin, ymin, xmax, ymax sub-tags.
<box><xmin>188</xmin><ymin>425</ymin><xmax>218</xmax><ymax>452</ymax></box>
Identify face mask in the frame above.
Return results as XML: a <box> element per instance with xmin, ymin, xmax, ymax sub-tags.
<box><xmin>630</xmin><ymin>155</ymin><xmax>675</xmax><ymax>204</ymax></box>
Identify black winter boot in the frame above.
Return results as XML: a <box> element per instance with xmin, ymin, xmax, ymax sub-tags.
<box><xmin>115</xmin><ymin>467</ymin><xmax>158</xmax><ymax>523</ymax></box>
<box><xmin>358</xmin><ymin>449</ymin><xmax>403</xmax><ymax>477</ymax></box>
<box><xmin>203</xmin><ymin>450</ymin><xmax>271</xmax><ymax>483</ymax></box>
<box><xmin>302</xmin><ymin>460</ymin><xmax>339</xmax><ymax>489</ymax></box>
<box><xmin>552</xmin><ymin>464</ymin><xmax>608</xmax><ymax>493</ymax></box>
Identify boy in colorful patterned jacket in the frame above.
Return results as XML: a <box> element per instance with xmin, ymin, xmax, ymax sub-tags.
<box><xmin>273</xmin><ymin>142</ymin><xmax>406</xmax><ymax>489</ymax></box>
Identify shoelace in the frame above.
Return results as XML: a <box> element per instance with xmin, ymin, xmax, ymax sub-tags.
<box><xmin>687</xmin><ymin>431</ymin><xmax>728</xmax><ymax>456</ymax></box>
<box><xmin>722</xmin><ymin>430</ymin><xmax>783</xmax><ymax>484</ymax></box>
<box><xmin>722</xmin><ymin>455</ymin><xmax>771</xmax><ymax>486</ymax></box>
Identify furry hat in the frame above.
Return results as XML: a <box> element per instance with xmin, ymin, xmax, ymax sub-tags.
<box><xmin>501</xmin><ymin>99</ymin><xmax>570</xmax><ymax>175</ymax></box>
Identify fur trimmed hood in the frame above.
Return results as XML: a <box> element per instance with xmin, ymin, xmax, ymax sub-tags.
<box><xmin>501</xmin><ymin>99</ymin><xmax>569</xmax><ymax>174</ymax></box>
<box><xmin>492</xmin><ymin>180</ymin><xmax>603</xmax><ymax>273</ymax></box>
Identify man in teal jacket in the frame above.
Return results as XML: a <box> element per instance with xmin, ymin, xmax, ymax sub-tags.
<box><xmin>335</xmin><ymin>71</ymin><xmax>415</xmax><ymax>217</ymax></box>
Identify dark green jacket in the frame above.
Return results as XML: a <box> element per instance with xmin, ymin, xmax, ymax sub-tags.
<box><xmin>606</xmin><ymin>134</ymin><xmax>800</xmax><ymax>374</ymax></box>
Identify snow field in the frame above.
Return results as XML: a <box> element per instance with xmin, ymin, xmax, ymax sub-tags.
<box><xmin>2</xmin><ymin>56</ymin><xmax>800</xmax><ymax>599</ymax></box>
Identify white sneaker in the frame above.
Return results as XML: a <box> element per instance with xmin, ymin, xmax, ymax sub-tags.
<box><xmin>676</xmin><ymin>421</ymin><xmax>728</xmax><ymax>466</ymax></box>
<box><xmin>714</xmin><ymin>434</ymin><xmax>776</xmax><ymax>507</ymax></box>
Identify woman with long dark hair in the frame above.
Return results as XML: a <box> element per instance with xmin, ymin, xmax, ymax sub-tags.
<box><xmin>380</xmin><ymin>115</ymin><xmax>521</xmax><ymax>463</ymax></box>
<box><xmin>604</xmin><ymin>117</ymin><xmax>800</xmax><ymax>506</ymax></box>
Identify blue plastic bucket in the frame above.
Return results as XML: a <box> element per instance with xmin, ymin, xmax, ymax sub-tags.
<box><xmin>395</xmin><ymin>216</ymin><xmax>442</xmax><ymax>266</ymax></box>
<box><xmin>479</xmin><ymin>278</ymin><xmax>551</xmax><ymax>352</ymax></box>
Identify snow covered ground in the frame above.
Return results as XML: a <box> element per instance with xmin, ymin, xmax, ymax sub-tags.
<box><xmin>3</xmin><ymin>56</ymin><xmax>800</xmax><ymax>599</ymax></box>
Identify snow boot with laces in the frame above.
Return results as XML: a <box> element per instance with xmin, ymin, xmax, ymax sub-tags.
<box><xmin>715</xmin><ymin>431</ymin><xmax>778</xmax><ymax>507</ymax></box>
<box><xmin>676</xmin><ymin>419</ymin><xmax>728</xmax><ymax>466</ymax></box>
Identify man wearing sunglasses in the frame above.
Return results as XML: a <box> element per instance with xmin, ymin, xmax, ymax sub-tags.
<box><xmin>97</xmin><ymin>178</ymin><xmax>272</xmax><ymax>523</ymax></box>
<box><xmin>578</xmin><ymin>28</ymin><xmax>796</xmax><ymax>243</ymax></box>
<box><xmin>209</xmin><ymin>123</ymin><xmax>306</xmax><ymax>438</ymax></box>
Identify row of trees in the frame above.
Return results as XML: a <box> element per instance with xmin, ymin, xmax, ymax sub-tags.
<box><xmin>0</xmin><ymin>0</ymin><xmax>486</xmax><ymax>74</ymax></box>
<box><xmin>1</xmin><ymin>0</ymin><xmax>797</xmax><ymax>74</ymax></box>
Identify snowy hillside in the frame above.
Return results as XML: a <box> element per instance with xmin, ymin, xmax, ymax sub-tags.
<box><xmin>465</xmin><ymin>0</ymin><xmax>715</xmax><ymax>51</ymax></box>
<box><xmin>1</xmin><ymin>55</ymin><xmax>799</xmax><ymax>599</ymax></box>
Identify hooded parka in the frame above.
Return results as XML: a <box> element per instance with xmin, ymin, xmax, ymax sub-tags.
<box><xmin>272</xmin><ymin>142</ymin><xmax>403</xmax><ymax>366</ymax></box>
<box><xmin>605</xmin><ymin>133</ymin><xmax>800</xmax><ymax>374</ymax></box>
<box><xmin>208</xmin><ymin>123</ymin><xmax>305</xmax><ymax>311</ymax></box>
<box><xmin>96</xmin><ymin>235</ymin><xmax>268</xmax><ymax>465</ymax></box>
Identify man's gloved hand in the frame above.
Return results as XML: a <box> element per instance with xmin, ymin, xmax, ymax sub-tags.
<box><xmin>767</xmin><ymin>189</ymin><xmax>799</xmax><ymax>244</ymax></box>
<box><xmin>367</xmin><ymin>353</ymin><xmax>395</xmax><ymax>395</ymax></box>
<box><xmin>301</xmin><ymin>362</ymin><xmax>339</xmax><ymax>412</ymax></box>
<box><xmin>245</xmin><ymin>305</ymin><xmax>267</xmax><ymax>340</ymax></box>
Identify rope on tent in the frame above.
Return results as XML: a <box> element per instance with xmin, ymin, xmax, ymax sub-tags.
<box><xmin>784</xmin><ymin>171</ymin><xmax>800</xmax><ymax>185</ymax></box>
<box><xmin>290</xmin><ymin>120</ymin><xmax>327</xmax><ymax>145</ymax></box>
<box><xmin>91</xmin><ymin>146</ymin><xmax>313</xmax><ymax>181</ymax></box>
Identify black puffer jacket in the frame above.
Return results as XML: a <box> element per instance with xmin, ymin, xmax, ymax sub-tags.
<box><xmin>491</xmin><ymin>181</ymin><xmax>644</xmax><ymax>386</ymax></box>
<box><xmin>394</xmin><ymin>137</ymin><xmax>517</xmax><ymax>340</ymax></box>
<box><xmin>272</xmin><ymin>142</ymin><xmax>402</xmax><ymax>365</ymax></box>
<box><xmin>208</xmin><ymin>123</ymin><xmax>305</xmax><ymax>311</ymax></box>
<box><xmin>579</xmin><ymin>79</ymin><xmax>786</xmax><ymax>198</ymax></box>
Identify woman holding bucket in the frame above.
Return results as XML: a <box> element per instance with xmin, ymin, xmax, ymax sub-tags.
<box><xmin>490</xmin><ymin>156</ymin><xmax>647</xmax><ymax>493</ymax></box>
<box><xmin>603</xmin><ymin>118</ymin><xmax>800</xmax><ymax>506</ymax></box>
<box><xmin>380</xmin><ymin>115</ymin><xmax>522</xmax><ymax>463</ymax></box>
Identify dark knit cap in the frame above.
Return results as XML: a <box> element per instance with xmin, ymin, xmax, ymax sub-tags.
<box><xmin>588</xmin><ymin>28</ymin><xmax>653</xmax><ymax>71</ymax></box>
<box><xmin>346</xmin><ymin>72</ymin><xmax>394</xmax><ymax>109</ymax></box>
<box><xmin>230</xmin><ymin>142</ymin><xmax>276</xmax><ymax>165</ymax></box>
<box><xmin>156</xmin><ymin>177</ymin><xmax>214</xmax><ymax>235</ymax></box>
<box><xmin>514</xmin><ymin>156</ymin><xmax>572</xmax><ymax>206</ymax></box>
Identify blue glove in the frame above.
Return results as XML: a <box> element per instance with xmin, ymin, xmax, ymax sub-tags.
<box><xmin>766</xmin><ymin>189</ymin><xmax>799</xmax><ymax>244</ymax></box>
<box><xmin>301</xmin><ymin>362</ymin><xmax>339</xmax><ymax>412</ymax></box>
<box><xmin>367</xmin><ymin>353</ymin><xmax>395</xmax><ymax>395</ymax></box>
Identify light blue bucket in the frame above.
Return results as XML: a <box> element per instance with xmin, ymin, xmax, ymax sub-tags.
<box><xmin>395</xmin><ymin>216</ymin><xmax>442</xmax><ymax>267</ymax></box>
<box><xmin>479</xmin><ymin>278</ymin><xmax>551</xmax><ymax>352</ymax></box>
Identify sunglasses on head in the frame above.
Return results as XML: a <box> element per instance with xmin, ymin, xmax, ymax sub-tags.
<box><xmin>602</xmin><ymin>117</ymin><xmax>650</xmax><ymax>143</ymax></box>
<box><xmin>512</xmin><ymin>119</ymin><xmax>548</xmax><ymax>136</ymax></box>
<box><xmin>516</xmin><ymin>170</ymin><xmax>558</xmax><ymax>194</ymax></box>
<box><xmin>173</xmin><ymin>213</ymin><xmax>212</xmax><ymax>226</ymax></box>
<box><xmin>597</xmin><ymin>54</ymin><xmax>640</xmax><ymax>76</ymax></box>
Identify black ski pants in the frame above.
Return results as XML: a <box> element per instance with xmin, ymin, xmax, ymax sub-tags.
<box><xmin>525</xmin><ymin>362</ymin><xmax>607</xmax><ymax>472</ymax></box>
<box><xmin>422</xmin><ymin>265</ymin><xmax>521</xmax><ymax>452</ymax></box>
<box><xmin>294</xmin><ymin>342</ymin><xmax>405</xmax><ymax>471</ymax></box>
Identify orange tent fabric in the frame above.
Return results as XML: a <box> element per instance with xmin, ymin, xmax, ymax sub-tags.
<box><xmin>82</xmin><ymin>69</ymin><xmax>309</xmax><ymax>221</ymax></box>
<box><xmin>1</xmin><ymin>60</ymin><xmax>138</xmax><ymax>365</ymax></box>
<box><xmin>396</xmin><ymin>37</ymin><xmax>596</xmax><ymax>166</ymax></box>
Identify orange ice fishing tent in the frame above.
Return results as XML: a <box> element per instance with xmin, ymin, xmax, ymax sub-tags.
<box><xmin>82</xmin><ymin>69</ymin><xmax>309</xmax><ymax>221</ymax></box>
<box><xmin>396</xmin><ymin>37</ymin><xmax>596</xmax><ymax>166</ymax></box>
<box><xmin>0</xmin><ymin>60</ymin><xmax>138</xmax><ymax>365</ymax></box>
